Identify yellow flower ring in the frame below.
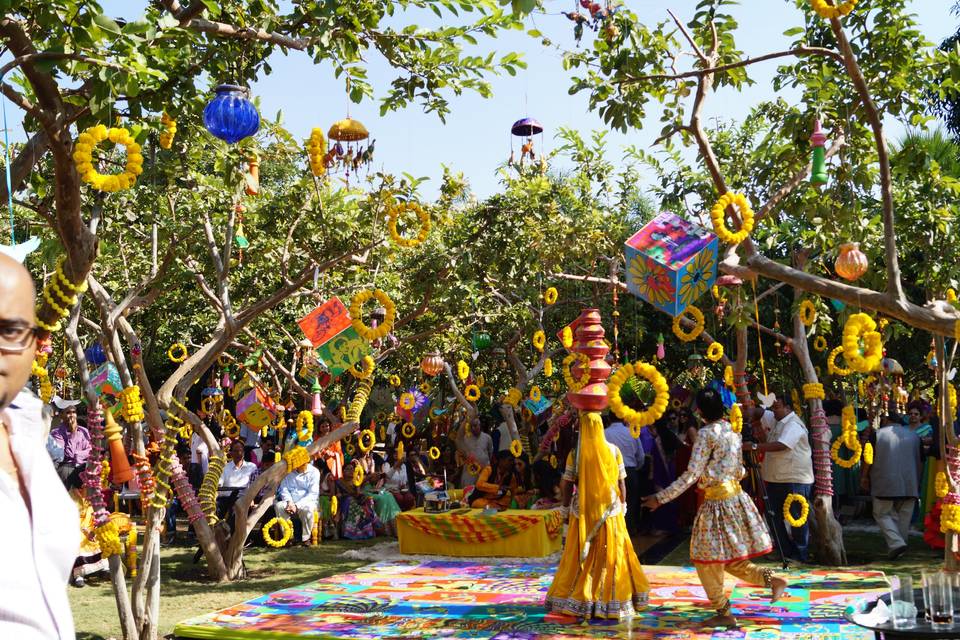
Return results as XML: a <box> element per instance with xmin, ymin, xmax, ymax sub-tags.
<box><xmin>831</xmin><ymin>436</ymin><xmax>861</xmax><ymax>468</ymax></box>
<box><xmin>724</xmin><ymin>365</ymin><xmax>734</xmax><ymax>388</ymax></box>
<box><xmin>168</xmin><ymin>342</ymin><xmax>188</xmax><ymax>363</ymax></box>
<box><xmin>504</xmin><ymin>387</ymin><xmax>522</xmax><ymax>407</ymax></box>
<box><xmin>607</xmin><ymin>362</ymin><xmax>669</xmax><ymax>432</ymax></box>
<box><xmin>350</xmin><ymin>289</ymin><xmax>396</xmax><ymax>342</ymax></box>
<box><xmin>353</xmin><ymin>464</ymin><xmax>365</xmax><ymax>487</ymax></box>
<box><xmin>827</xmin><ymin>346</ymin><xmax>851</xmax><ymax>377</ymax></box>
<box><xmin>428</xmin><ymin>446</ymin><xmax>441</xmax><ymax>460</ymax></box>
<box><xmin>863</xmin><ymin>442</ymin><xmax>874</xmax><ymax>465</ymax></box>
<box><xmin>388</xmin><ymin>374</ymin><xmax>401</xmax><ymax>387</ymax></box>
<box><xmin>705</xmin><ymin>342</ymin><xmax>724</xmax><ymax>362</ymax></box>
<box><xmin>401</xmin><ymin>422</ymin><xmax>416</xmax><ymax>439</ymax></box>
<box><xmin>348</xmin><ymin>355</ymin><xmax>375</xmax><ymax>380</ymax></box>
<box><xmin>386</xmin><ymin>201</ymin><xmax>431</xmax><ymax>248</ymax></box>
<box><xmin>842</xmin><ymin>313</ymin><xmax>883</xmax><ymax>374</ymax></box>
<box><xmin>345</xmin><ymin>443</ymin><xmax>356</xmax><ymax>456</ymax></box>
<box><xmin>419</xmin><ymin>382</ymin><xmax>432</xmax><ymax>394</ymax></box>
<box><xmin>543</xmin><ymin>287</ymin><xmax>558</xmax><ymax>305</ymax></box>
<box><xmin>802</xmin><ymin>383</ymin><xmax>825</xmax><ymax>401</ymax></box>
<box><xmin>710</xmin><ymin>192</ymin><xmax>755</xmax><ymax>245</ymax></box>
<box><xmin>937</xmin><ymin>471</ymin><xmax>950</xmax><ymax>499</ymax></box>
<box><xmin>672</xmin><ymin>306</ymin><xmax>705</xmax><ymax>342</ymax></box>
<box><xmin>358</xmin><ymin>429</ymin><xmax>376</xmax><ymax>454</ymax></box>
<box><xmin>561</xmin><ymin>326</ymin><xmax>573</xmax><ymax>349</ymax></box>
<box><xmin>467</xmin><ymin>462</ymin><xmax>481</xmax><ymax>477</ymax></box>
<box><xmin>783</xmin><ymin>493</ymin><xmax>810</xmax><ymax>528</ymax></box>
<box><xmin>798</xmin><ymin>300</ymin><xmax>817</xmax><ymax>327</ymax></box>
<box><xmin>813</xmin><ymin>336</ymin><xmax>828</xmax><ymax>352</ymax></box>
<box><xmin>730</xmin><ymin>403</ymin><xmax>743</xmax><ymax>434</ymax></box>
<box><xmin>510</xmin><ymin>439</ymin><xmax>523</xmax><ymax>458</ymax></box>
<box><xmin>562</xmin><ymin>353</ymin><xmax>591</xmax><ymax>392</ymax></box>
<box><xmin>811</xmin><ymin>0</ymin><xmax>857</xmax><ymax>20</ymax></box>
<box><xmin>200</xmin><ymin>395</ymin><xmax>220</xmax><ymax>416</ymax></box>
<box><xmin>73</xmin><ymin>125</ymin><xmax>143</xmax><ymax>193</ymax></box>
<box><xmin>295</xmin><ymin>410</ymin><xmax>314</xmax><ymax>441</ymax></box>
<box><xmin>262</xmin><ymin>517</ymin><xmax>293</xmax><ymax>548</ymax></box>
<box><xmin>457</xmin><ymin>360</ymin><xmax>470</xmax><ymax>381</ymax></box>
<box><xmin>529</xmin><ymin>385</ymin><xmax>542</xmax><ymax>403</ymax></box>
<box><xmin>399</xmin><ymin>392</ymin><xmax>416</xmax><ymax>410</ymax></box>
<box><xmin>464</xmin><ymin>384</ymin><xmax>481</xmax><ymax>402</ymax></box>
<box><xmin>330</xmin><ymin>495</ymin><xmax>339</xmax><ymax>516</ymax></box>
<box><xmin>544</xmin><ymin>358</ymin><xmax>554</xmax><ymax>378</ymax></box>
<box><xmin>532</xmin><ymin>330</ymin><xmax>546</xmax><ymax>352</ymax></box>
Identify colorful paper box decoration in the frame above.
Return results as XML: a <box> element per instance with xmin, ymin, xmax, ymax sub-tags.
<box><xmin>623</xmin><ymin>211</ymin><xmax>718</xmax><ymax>317</ymax></box>
<box><xmin>236</xmin><ymin>386</ymin><xmax>276</xmax><ymax>428</ymax></box>
<box><xmin>90</xmin><ymin>363</ymin><xmax>122</xmax><ymax>397</ymax></box>
<box><xmin>315</xmin><ymin>326</ymin><xmax>371</xmax><ymax>378</ymax></box>
<box><xmin>523</xmin><ymin>396</ymin><xmax>553</xmax><ymax>417</ymax></box>
<box><xmin>297</xmin><ymin>296</ymin><xmax>352</xmax><ymax>348</ymax></box>
<box><xmin>298</xmin><ymin>349</ymin><xmax>332</xmax><ymax>388</ymax></box>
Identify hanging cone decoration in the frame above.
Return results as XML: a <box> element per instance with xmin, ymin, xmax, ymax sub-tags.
<box><xmin>104</xmin><ymin>406</ymin><xmax>134</xmax><ymax>484</ymax></box>
<box><xmin>221</xmin><ymin>370</ymin><xmax>233</xmax><ymax>389</ymax></box>
<box><xmin>311</xmin><ymin>377</ymin><xmax>324</xmax><ymax>416</ymax></box>
<box><xmin>656</xmin><ymin>333</ymin><xmax>665</xmax><ymax>360</ymax></box>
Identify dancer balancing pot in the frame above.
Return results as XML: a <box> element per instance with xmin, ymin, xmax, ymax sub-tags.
<box><xmin>566</xmin><ymin>308</ymin><xmax>612</xmax><ymax>412</ymax></box>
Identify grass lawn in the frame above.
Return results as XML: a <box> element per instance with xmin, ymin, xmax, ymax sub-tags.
<box><xmin>73</xmin><ymin>521</ymin><xmax>946</xmax><ymax>639</ymax></box>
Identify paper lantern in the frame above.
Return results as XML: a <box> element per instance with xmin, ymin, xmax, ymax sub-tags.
<box><xmin>203</xmin><ymin>84</ymin><xmax>260</xmax><ymax>144</ymax></box>
<box><xmin>421</xmin><ymin>354</ymin><xmax>444</xmax><ymax>377</ymax></box>
<box><xmin>472</xmin><ymin>331</ymin><xmax>491</xmax><ymax>351</ymax></box>
<box><xmin>235</xmin><ymin>387</ymin><xmax>276</xmax><ymax>428</ymax></box>
<box><xmin>84</xmin><ymin>343</ymin><xmax>107</xmax><ymax>366</ymax></box>
<box><xmin>90</xmin><ymin>363</ymin><xmax>122</xmax><ymax>397</ymax></box>
<box><xmin>835</xmin><ymin>242</ymin><xmax>868</xmax><ymax>281</ymax></box>
<box><xmin>624</xmin><ymin>212</ymin><xmax>718</xmax><ymax>317</ymax></box>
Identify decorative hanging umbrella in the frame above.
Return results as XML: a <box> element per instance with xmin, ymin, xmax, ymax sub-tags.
<box><xmin>509</xmin><ymin>117</ymin><xmax>545</xmax><ymax>170</ymax></box>
<box><xmin>325</xmin><ymin>118</ymin><xmax>374</xmax><ymax>182</ymax></box>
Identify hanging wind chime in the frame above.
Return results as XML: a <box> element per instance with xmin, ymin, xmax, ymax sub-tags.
<box><xmin>324</xmin><ymin>117</ymin><xmax>374</xmax><ymax>184</ymax></box>
<box><xmin>509</xmin><ymin>117</ymin><xmax>546</xmax><ymax>173</ymax></box>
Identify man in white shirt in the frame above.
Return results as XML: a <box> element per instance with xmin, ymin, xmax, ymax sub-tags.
<box><xmin>189</xmin><ymin>430</ymin><xmax>209</xmax><ymax>490</ymax></box>
<box><xmin>275</xmin><ymin>461</ymin><xmax>321</xmax><ymax>544</ymax></box>
<box><xmin>746</xmin><ymin>391</ymin><xmax>814</xmax><ymax>561</ymax></box>
<box><xmin>455</xmin><ymin>415</ymin><xmax>494</xmax><ymax>487</ymax></box>
<box><xmin>218</xmin><ymin>440</ymin><xmax>258</xmax><ymax>518</ymax></box>
<box><xmin>604</xmin><ymin>416</ymin><xmax>643</xmax><ymax>535</ymax></box>
<box><xmin>0</xmin><ymin>252</ymin><xmax>80</xmax><ymax>639</ymax></box>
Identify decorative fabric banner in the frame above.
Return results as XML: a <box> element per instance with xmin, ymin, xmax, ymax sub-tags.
<box><xmin>400</xmin><ymin>509</ymin><xmax>564</xmax><ymax>544</ymax></box>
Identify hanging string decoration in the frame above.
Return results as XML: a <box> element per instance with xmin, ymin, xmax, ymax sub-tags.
<box><xmin>346</xmin><ymin>378</ymin><xmax>373</xmax><ymax>424</ymax></box>
<box><xmin>73</xmin><ymin>125</ymin><xmax>143</xmax><ymax>193</ymax></box>
<box><xmin>198</xmin><ymin>451</ymin><xmax>226</xmax><ymax>525</ymax></box>
<box><xmin>36</xmin><ymin>257</ymin><xmax>88</xmax><ymax>333</ymax></box>
<box><xmin>31</xmin><ymin>355</ymin><xmax>53</xmax><ymax>403</ymax></box>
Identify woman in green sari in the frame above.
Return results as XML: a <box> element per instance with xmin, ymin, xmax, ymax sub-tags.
<box><xmin>906</xmin><ymin>401</ymin><xmax>935</xmax><ymax>520</ymax></box>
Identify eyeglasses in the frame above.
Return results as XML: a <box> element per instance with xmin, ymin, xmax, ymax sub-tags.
<box><xmin>0</xmin><ymin>321</ymin><xmax>39</xmax><ymax>352</ymax></box>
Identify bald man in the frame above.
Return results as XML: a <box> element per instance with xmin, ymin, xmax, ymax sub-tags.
<box><xmin>0</xmin><ymin>252</ymin><xmax>79</xmax><ymax>639</ymax></box>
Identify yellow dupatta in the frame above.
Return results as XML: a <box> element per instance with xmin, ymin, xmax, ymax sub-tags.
<box><xmin>574</xmin><ymin>412</ymin><xmax>619</xmax><ymax>562</ymax></box>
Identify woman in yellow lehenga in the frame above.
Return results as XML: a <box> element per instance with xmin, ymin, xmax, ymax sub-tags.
<box><xmin>545</xmin><ymin>412</ymin><xmax>649</xmax><ymax>619</ymax></box>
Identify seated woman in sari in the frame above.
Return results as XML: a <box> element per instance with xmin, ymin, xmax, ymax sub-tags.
<box><xmin>470</xmin><ymin>450</ymin><xmax>518</xmax><ymax>510</ymax></box>
<box><xmin>363</xmin><ymin>456</ymin><xmax>403</xmax><ymax>537</ymax></box>
<box><xmin>338</xmin><ymin>460</ymin><xmax>382</xmax><ymax>540</ymax></box>
<box><xmin>317</xmin><ymin>467</ymin><xmax>340</xmax><ymax>540</ymax></box>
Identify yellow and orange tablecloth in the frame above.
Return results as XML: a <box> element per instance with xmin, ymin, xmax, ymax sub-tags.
<box><xmin>397</xmin><ymin>507</ymin><xmax>564</xmax><ymax>557</ymax></box>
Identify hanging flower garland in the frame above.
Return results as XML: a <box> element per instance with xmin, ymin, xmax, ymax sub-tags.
<box><xmin>724</xmin><ymin>365</ymin><xmax>734</xmax><ymax>389</ymax></box>
<box><xmin>672</xmin><ymin>306</ymin><xmax>705</xmax><ymax>342</ymax></box>
<box><xmin>798</xmin><ymin>300</ymin><xmax>817</xmax><ymax>326</ymax></box>
<box><xmin>401</xmin><ymin>422</ymin><xmax>416</xmax><ymax>439</ymax></box>
<box><xmin>503</xmin><ymin>387</ymin><xmax>522</xmax><ymax>408</ymax></box>
<box><xmin>783</xmin><ymin>493</ymin><xmax>809</xmax><ymax>527</ymax></box>
<box><xmin>709</xmin><ymin>192</ymin><xmax>755</xmax><ymax>245</ymax></box>
<box><xmin>262</xmin><ymin>517</ymin><xmax>293</xmax><ymax>548</ymax></box>
<box><xmin>399</xmin><ymin>392</ymin><xmax>416</xmax><ymax>410</ymax></box>
<box><xmin>386</xmin><ymin>201</ymin><xmax>431</xmax><ymax>248</ymax></box>
<box><xmin>863</xmin><ymin>442</ymin><xmax>874</xmax><ymax>465</ymax></box>
<box><xmin>561</xmin><ymin>326</ymin><xmax>573</xmax><ymax>349</ymax></box>
<box><xmin>348</xmin><ymin>355</ymin><xmax>375</xmax><ymax>380</ymax></box>
<box><xmin>306</xmin><ymin>127</ymin><xmax>326</xmax><ymax>177</ymax></box>
<box><xmin>31</xmin><ymin>358</ymin><xmax>53</xmax><ymax>403</ymax></box>
<box><xmin>295</xmin><ymin>411</ymin><xmax>314</xmax><ymax>441</ymax></box>
<box><xmin>529</xmin><ymin>385</ymin><xmax>542</xmax><ymax>402</ymax></box>
<box><xmin>811</xmin><ymin>0</ymin><xmax>857</xmax><ymax>20</ymax></box>
<box><xmin>350</xmin><ymin>289</ymin><xmax>396</xmax><ymax>342</ymax></box>
<box><xmin>937</xmin><ymin>472</ymin><xmax>950</xmax><ymax>499</ymax></box>
<box><xmin>119</xmin><ymin>385</ymin><xmax>145</xmax><ymax>423</ymax></box>
<box><xmin>220</xmin><ymin>409</ymin><xmax>241</xmax><ymax>439</ymax></box>
<box><xmin>543</xmin><ymin>287</ymin><xmax>558</xmax><ymax>305</ymax></box>
<box><xmin>842</xmin><ymin>313</ymin><xmax>883</xmax><ymax>374</ymax></box>
<box><xmin>802</xmin><ymin>383</ymin><xmax>825</xmax><ymax>401</ymax></box>
<box><xmin>358</xmin><ymin>429</ymin><xmax>376</xmax><ymax>454</ymax></box>
<box><xmin>562</xmin><ymin>353</ymin><xmax>591</xmax><ymax>392</ymax></box>
<box><xmin>532</xmin><ymin>330</ymin><xmax>546</xmax><ymax>352</ymax></box>
<box><xmin>544</xmin><ymin>358</ymin><xmax>554</xmax><ymax>378</ymax></box>
<box><xmin>428</xmin><ymin>446</ymin><xmax>441</xmax><ymax>461</ymax></box>
<box><xmin>159</xmin><ymin>112</ymin><xmax>177</xmax><ymax>149</ymax></box>
<box><xmin>729</xmin><ymin>403</ymin><xmax>743</xmax><ymax>434</ymax></box>
<box><xmin>827</xmin><ymin>345</ymin><xmax>851</xmax><ymax>376</ymax></box>
<box><xmin>457</xmin><ymin>360</ymin><xmax>470</xmax><ymax>381</ymax></box>
<box><xmin>830</xmin><ymin>436</ymin><xmax>861</xmax><ymax>468</ymax></box>
<box><xmin>706</xmin><ymin>342</ymin><xmax>723</xmax><ymax>362</ymax></box>
<box><xmin>168</xmin><ymin>342</ymin><xmax>188</xmax><ymax>363</ymax></box>
<box><xmin>464</xmin><ymin>384</ymin><xmax>481</xmax><ymax>402</ymax></box>
<box><xmin>510</xmin><ymin>439</ymin><xmax>523</xmax><ymax>458</ymax></box>
<box><xmin>35</xmin><ymin>257</ymin><xmax>89</xmax><ymax>333</ymax></box>
<box><xmin>607</xmin><ymin>362</ymin><xmax>669</xmax><ymax>436</ymax></box>
<box><xmin>74</xmin><ymin>125</ymin><xmax>143</xmax><ymax>192</ymax></box>
<box><xmin>813</xmin><ymin>336</ymin><xmax>828</xmax><ymax>352</ymax></box>
<box><xmin>283</xmin><ymin>446</ymin><xmax>311</xmax><ymax>471</ymax></box>
<box><xmin>353</xmin><ymin>464</ymin><xmax>365</xmax><ymax>487</ymax></box>
<box><xmin>388</xmin><ymin>374</ymin><xmax>401</xmax><ymax>387</ymax></box>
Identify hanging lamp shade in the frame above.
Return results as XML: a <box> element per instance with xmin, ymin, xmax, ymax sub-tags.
<box><xmin>511</xmin><ymin>117</ymin><xmax>543</xmax><ymax>137</ymax></box>
<box><xmin>203</xmin><ymin>84</ymin><xmax>260</xmax><ymax>144</ymax></box>
<box><xmin>834</xmin><ymin>242</ymin><xmax>868</xmax><ymax>281</ymax></box>
<box><xmin>85</xmin><ymin>343</ymin><xmax>107</xmax><ymax>366</ymax></box>
<box><xmin>420</xmin><ymin>354</ymin><xmax>444</xmax><ymax>377</ymax></box>
<box><xmin>328</xmin><ymin>118</ymin><xmax>369</xmax><ymax>142</ymax></box>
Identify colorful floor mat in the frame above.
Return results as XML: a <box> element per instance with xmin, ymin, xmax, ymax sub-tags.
<box><xmin>174</xmin><ymin>560</ymin><xmax>887</xmax><ymax>639</ymax></box>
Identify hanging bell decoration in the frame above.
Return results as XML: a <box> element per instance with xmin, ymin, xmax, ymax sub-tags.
<box><xmin>311</xmin><ymin>378</ymin><xmax>324</xmax><ymax>416</ymax></box>
<box><xmin>834</xmin><ymin>242</ymin><xmax>869</xmax><ymax>281</ymax></box>
<box><xmin>104</xmin><ymin>406</ymin><xmax>134</xmax><ymax>484</ymax></box>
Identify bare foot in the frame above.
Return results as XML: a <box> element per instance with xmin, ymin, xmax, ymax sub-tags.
<box><xmin>770</xmin><ymin>576</ymin><xmax>787</xmax><ymax>604</ymax></box>
<box><xmin>699</xmin><ymin>614</ymin><xmax>737</xmax><ymax>629</ymax></box>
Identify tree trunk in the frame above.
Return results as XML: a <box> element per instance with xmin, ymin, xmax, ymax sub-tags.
<box><xmin>937</xmin><ymin>337</ymin><xmax>959</xmax><ymax>571</ymax></box>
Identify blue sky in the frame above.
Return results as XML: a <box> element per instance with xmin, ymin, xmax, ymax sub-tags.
<box><xmin>34</xmin><ymin>2</ymin><xmax>960</xmax><ymax>199</ymax></box>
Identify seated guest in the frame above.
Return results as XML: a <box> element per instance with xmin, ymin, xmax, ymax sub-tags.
<box><xmin>315</xmin><ymin>420</ymin><xmax>344</xmax><ymax>479</ymax></box>
<box><xmin>49</xmin><ymin>399</ymin><xmax>89</xmax><ymax>488</ymax></box>
<box><xmin>317</xmin><ymin>467</ymin><xmax>340</xmax><ymax>540</ymax></box>
<box><xmin>259</xmin><ymin>436</ymin><xmax>277</xmax><ymax>471</ymax></box>
<box><xmin>511</xmin><ymin>453</ymin><xmax>534</xmax><ymax>508</ymax></box>
<box><xmin>339</xmin><ymin>460</ymin><xmax>381</xmax><ymax>539</ymax></box>
<box><xmin>218</xmin><ymin>439</ymin><xmax>258</xmax><ymax>518</ymax></box>
<box><xmin>382</xmin><ymin>450</ymin><xmax>416</xmax><ymax>511</ymax></box>
<box><xmin>530</xmin><ymin>459</ymin><xmax>562</xmax><ymax>510</ymax></box>
<box><xmin>274</xmin><ymin>457</ymin><xmax>320</xmax><ymax>545</ymax></box>
<box><xmin>470</xmin><ymin>450</ymin><xmax>518</xmax><ymax>510</ymax></box>
<box><xmin>364</xmin><ymin>457</ymin><xmax>403</xmax><ymax>537</ymax></box>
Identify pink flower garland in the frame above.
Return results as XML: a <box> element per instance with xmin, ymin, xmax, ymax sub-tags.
<box><xmin>168</xmin><ymin>452</ymin><xmax>204</xmax><ymax>524</ymax></box>
<box><xmin>809</xmin><ymin>407</ymin><xmax>834</xmax><ymax>497</ymax></box>
<box><xmin>81</xmin><ymin>405</ymin><xmax>111</xmax><ymax>527</ymax></box>
<box><xmin>539</xmin><ymin>410</ymin><xmax>574</xmax><ymax>453</ymax></box>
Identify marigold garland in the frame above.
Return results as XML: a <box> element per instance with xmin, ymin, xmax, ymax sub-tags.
<box><xmin>783</xmin><ymin>493</ymin><xmax>809</xmax><ymax>527</ymax></box>
<box><xmin>401</xmin><ymin>422</ymin><xmax>416</xmax><ymax>439</ymax></box>
<box><xmin>607</xmin><ymin>361</ymin><xmax>669</xmax><ymax>435</ymax></box>
<box><xmin>350</xmin><ymin>289</ymin><xmax>396</xmax><ymax>342</ymax></box>
<box><xmin>705</xmin><ymin>342</ymin><xmax>723</xmax><ymax>362</ymax></box>
<box><xmin>386</xmin><ymin>201</ymin><xmax>431</xmax><ymax>248</ymax></box>
<box><xmin>830</xmin><ymin>436</ymin><xmax>861</xmax><ymax>468</ymax></box>
<box><xmin>543</xmin><ymin>287</ymin><xmax>558</xmax><ymax>305</ymax></box>
<box><xmin>672</xmin><ymin>306</ymin><xmax>705</xmax><ymax>342</ymax></box>
<box><xmin>802</xmin><ymin>383</ymin><xmax>825</xmax><ymax>401</ymax></box>
<box><xmin>941</xmin><ymin>501</ymin><xmax>960</xmax><ymax>534</ymax></box>
<box><xmin>31</xmin><ymin>359</ymin><xmax>53</xmax><ymax>403</ymax></box>
<box><xmin>504</xmin><ymin>387</ymin><xmax>522</xmax><ymax>408</ymax></box>
<box><xmin>798</xmin><ymin>300</ymin><xmax>817</xmax><ymax>327</ymax></box>
<box><xmin>457</xmin><ymin>360</ymin><xmax>470</xmax><ymax>381</ymax></box>
<box><xmin>262</xmin><ymin>517</ymin><xmax>293</xmax><ymax>548</ymax></box>
<box><xmin>168</xmin><ymin>342</ymin><xmax>188</xmax><ymax>363</ymax></box>
<box><xmin>863</xmin><ymin>442</ymin><xmax>874</xmax><ymax>465</ymax></box>
<box><xmin>353</xmin><ymin>464</ymin><xmax>365</xmax><ymax>487</ymax></box>
<box><xmin>95</xmin><ymin>519</ymin><xmax>123</xmax><ymax>558</ymax></box>
<box><xmin>219</xmin><ymin>409</ymin><xmax>240</xmax><ymax>439</ymax></box>
<box><xmin>159</xmin><ymin>112</ymin><xmax>177</xmax><ymax>149</ymax></box>
<box><xmin>709</xmin><ymin>192</ymin><xmax>755</xmax><ymax>245</ymax></box>
<box><xmin>561</xmin><ymin>326</ymin><xmax>573</xmax><ymax>349</ymax></box>
<box><xmin>544</xmin><ymin>358</ymin><xmax>553</xmax><ymax>378</ymax></box>
<box><xmin>348</xmin><ymin>355</ymin><xmax>375</xmax><ymax>380</ymax></box>
<box><xmin>562</xmin><ymin>353</ymin><xmax>591</xmax><ymax>392</ymax></box>
<box><xmin>399</xmin><ymin>392</ymin><xmax>416</xmax><ymax>410</ymax></box>
<box><xmin>73</xmin><ymin>125</ymin><xmax>143</xmax><ymax>193</ymax></box>
<box><xmin>510</xmin><ymin>439</ymin><xmax>523</xmax><ymax>458</ymax></box>
<box><xmin>827</xmin><ymin>345</ymin><xmax>851</xmax><ymax>376</ymax></box>
<box><xmin>729</xmin><ymin>403</ymin><xmax>743</xmax><ymax>434</ymax></box>
<box><xmin>464</xmin><ymin>384</ymin><xmax>481</xmax><ymax>402</ymax></box>
<box><xmin>306</xmin><ymin>127</ymin><xmax>326</xmax><ymax>177</ymax></box>
<box><xmin>532</xmin><ymin>330</ymin><xmax>546</xmax><ymax>352</ymax></box>
<box><xmin>811</xmin><ymin>0</ymin><xmax>857</xmax><ymax>20</ymax></box>
<box><xmin>937</xmin><ymin>472</ymin><xmax>950</xmax><ymax>499</ymax></box>
<box><xmin>358</xmin><ymin>429</ymin><xmax>376</xmax><ymax>454</ymax></box>
<box><xmin>428</xmin><ymin>446</ymin><xmax>441</xmax><ymax>460</ymax></box>
<box><xmin>388</xmin><ymin>374</ymin><xmax>401</xmax><ymax>387</ymax></box>
<box><xmin>842</xmin><ymin>313</ymin><xmax>883</xmax><ymax>374</ymax></box>
<box><xmin>529</xmin><ymin>385</ymin><xmax>542</xmax><ymax>402</ymax></box>
<box><xmin>724</xmin><ymin>365</ymin><xmax>734</xmax><ymax>389</ymax></box>
<box><xmin>295</xmin><ymin>411</ymin><xmax>314</xmax><ymax>441</ymax></box>
<box><xmin>119</xmin><ymin>385</ymin><xmax>145</xmax><ymax>423</ymax></box>
<box><xmin>813</xmin><ymin>336</ymin><xmax>828</xmax><ymax>352</ymax></box>
<box><xmin>330</xmin><ymin>495</ymin><xmax>339</xmax><ymax>516</ymax></box>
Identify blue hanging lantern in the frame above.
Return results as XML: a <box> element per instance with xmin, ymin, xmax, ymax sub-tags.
<box><xmin>84</xmin><ymin>342</ymin><xmax>107</xmax><ymax>366</ymax></box>
<box><xmin>203</xmin><ymin>84</ymin><xmax>260</xmax><ymax>144</ymax></box>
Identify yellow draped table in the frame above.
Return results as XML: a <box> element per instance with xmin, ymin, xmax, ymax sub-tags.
<box><xmin>397</xmin><ymin>507</ymin><xmax>564</xmax><ymax>557</ymax></box>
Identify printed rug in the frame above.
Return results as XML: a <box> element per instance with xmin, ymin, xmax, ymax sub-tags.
<box><xmin>174</xmin><ymin>560</ymin><xmax>887</xmax><ymax>639</ymax></box>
